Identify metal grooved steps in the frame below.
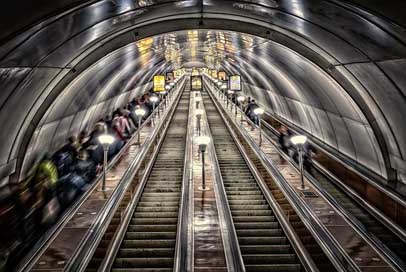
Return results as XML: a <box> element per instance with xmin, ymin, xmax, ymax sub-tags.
<box><xmin>261</xmin><ymin>122</ymin><xmax>406</xmax><ymax>264</ymax></box>
<box><xmin>111</xmin><ymin>90</ymin><xmax>190</xmax><ymax>272</ymax></box>
<box><xmin>202</xmin><ymin>92</ymin><xmax>302</xmax><ymax>272</ymax></box>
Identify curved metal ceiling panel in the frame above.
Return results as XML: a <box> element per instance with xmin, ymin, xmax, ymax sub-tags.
<box><xmin>0</xmin><ymin>0</ymin><xmax>404</xmax><ymax>185</ymax></box>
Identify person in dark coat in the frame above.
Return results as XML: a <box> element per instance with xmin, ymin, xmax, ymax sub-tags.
<box><xmin>71</xmin><ymin>150</ymin><xmax>96</xmax><ymax>183</ymax></box>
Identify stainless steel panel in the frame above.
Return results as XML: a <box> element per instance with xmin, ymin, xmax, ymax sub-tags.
<box><xmin>344</xmin><ymin>118</ymin><xmax>383</xmax><ymax>176</ymax></box>
<box><xmin>377</xmin><ymin>59</ymin><xmax>406</xmax><ymax>97</ymax></box>
<box><xmin>327</xmin><ymin>112</ymin><xmax>355</xmax><ymax>159</ymax></box>
<box><xmin>0</xmin><ymin>68</ymin><xmax>31</xmax><ymax>107</ymax></box>
<box><xmin>0</xmin><ymin>68</ymin><xmax>61</xmax><ymax>165</ymax></box>
<box><xmin>52</xmin><ymin>115</ymin><xmax>76</xmax><ymax>150</ymax></box>
<box><xmin>346</xmin><ymin>63</ymin><xmax>406</xmax><ymax>160</ymax></box>
<box><xmin>314</xmin><ymin>108</ymin><xmax>338</xmax><ymax>149</ymax></box>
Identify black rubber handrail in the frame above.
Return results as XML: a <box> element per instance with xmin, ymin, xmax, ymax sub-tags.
<box><xmin>205</xmin><ymin>77</ymin><xmax>360</xmax><ymax>272</ymax></box>
<box><xmin>200</xmin><ymin>90</ymin><xmax>246</xmax><ymax>272</ymax></box>
<box><xmin>15</xmin><ymin>80</ymin><xmax>177</xmax><ymax>272</ymax></box>
<box><xmin>65</xmin><ymin>78</ymin><xmax>187</xmax><ymax>272</ymax></box>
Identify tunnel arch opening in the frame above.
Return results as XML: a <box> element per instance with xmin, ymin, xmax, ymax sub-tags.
<box><xmin>0</xmin><ymin>2</ymin><xmax>404</xmax><ymax>188</ymax></box>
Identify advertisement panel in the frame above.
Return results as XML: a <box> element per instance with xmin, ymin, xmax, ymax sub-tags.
<box><xmin>191</xmin><ymin>76</ymin><xmax>202</xmax><ymax>91</ymax></box>
<box><xmin>218</xmin><ymin>71</ymin><xmax>227</xmax><ymax>81</ymax></box>
<box><xmin>211</xmin><ymin>70</ymin><xmax>218</xmax><ymax>79</ymax></box>
<box><xmin>229</xmin><ymin>75</ymin><xmax>241</xmax><ymax>91</ymax></box>
<box><xmin>153</xmin><ymin>75</ymin><xmax>166</xmax><ymax>92</ymax></box>
<box><xmin>174</xmin><ymin>69</ymin><xmax>181</xmax><ymax>79</ymax></box>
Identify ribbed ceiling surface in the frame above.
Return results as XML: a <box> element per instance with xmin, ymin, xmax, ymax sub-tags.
<box><xmin>0</xmin><ymin>0</ymin><xmax>405</xmax><ymax>188</ymax></box>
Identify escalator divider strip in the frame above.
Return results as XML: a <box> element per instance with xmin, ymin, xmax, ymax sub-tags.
<box><xmin>193</xmin><ymin>90</ymin><xmax>242</xmax><ymax>271</ymax></box>
<box><xmin>173</xmin><ymin>84</ymin><xmax>193</xmax><ymax>272</ymax></box>
<box><xmin>202</xmin><ymin>86</ymin><xmax>319</xmax><ymax>272</ymax></box>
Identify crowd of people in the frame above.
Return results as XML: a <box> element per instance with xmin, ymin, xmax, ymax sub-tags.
<box><xmin>0</xmin><ymin>91</ymin><xmax>161</xmax><ymax>271</ymax></box>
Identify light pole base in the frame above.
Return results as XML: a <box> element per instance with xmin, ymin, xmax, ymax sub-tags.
<box><xmin>297</xmin><ymin>186</ymin><xmax>309</xmax><ymax>191</ymax></box>
<box><xmin>198</xmin><ymin>186</ymin><xmax>210</xmax><ymax>191</ymax></box>
<box><xmin>97</xmin><ymin>187</ymin><xmax>111</xmax><ymax>192</ymax></box>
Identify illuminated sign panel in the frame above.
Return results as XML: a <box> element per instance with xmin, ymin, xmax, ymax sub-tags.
<box><xmin>153</xmin><ymin>75</ymin><xmax>166</xmax><ymax>92</ymax></box>
<box><xmin>230</xmin><ymin>75</ymin><xmax>241</xmax><ymax>91</ymax></box>
<box><xmin>192</xmin><ymin>69</ymin><xmax>199</xmax><ymax>76</ymax></box>
<box><xmin>211</xmin><ymin>70</ymin><xmax>218</xmax><ymax>78</ymax></box>
<box><xmin>191</xmin><ymin>76</ymin><xmax>202</xmax><ymax>91</ymax></box>
<box><xmin>174</xmin><ymin>69</ymin><xmax>181</xmax><ymax>79</ymax></box>
<box><xmin>166</xmin><ymin>72</ymin><xmax>174</xmax><ymax>83</ymax></box>
<box><xmin>218</xmin><ymin>71</ymin><xmax>227</xmax><ymax>81</ymax></box>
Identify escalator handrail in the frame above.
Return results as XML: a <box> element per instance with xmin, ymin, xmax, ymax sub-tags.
<box><xmin>312</xmin><ymin>160</ymin><xmax>406</xmax><ymax>243</ymax></box>
<box><xmin>95</xmin><ymin>80</ymin><xmax>187</xmax><ymax>272</ymax></box>
<box><xmin>262</xmin><ymin>111</ymin><xmax>406</xmax><ymax>208</ymax></box>
<box><xmin>15</xmin><ymin>81</ymin><xmax>180</xmax><ymax>272</ymax></box>
<box><xmin>64</xmin><ymin>78</ymin><xmax>187</xmax><ymax>272</ymax></box>
<box><xmin>173</xmin><ymin>83</ymin><xmax>193</xmax><ymax>272</ymax></box>
<box><xmin>246</xmin><ymin>107</ymin><xmax>406</xmax><ymax>247</ymax></box>
<box><xmin>206</xmin><ymin>78</ymin><xmax>360</xmax><ymax>272</ymax></box>
<box><xmin>200</xmin><ymin>91</ymin><xmax>246</xmax><ymax>272</ymax></box>
<box><xmin>235</xmin><ymin>92</ymin><xmax>406</xmax><ymax>270</ymax></box>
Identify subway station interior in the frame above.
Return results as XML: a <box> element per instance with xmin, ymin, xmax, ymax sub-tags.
<box><xmin>0</xmin><ymin>1</ymin><xmax>406</xmax><ymax>271</ymax></box>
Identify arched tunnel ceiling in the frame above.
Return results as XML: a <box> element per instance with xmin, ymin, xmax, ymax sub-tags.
<box><xmin>0</xmin><ymin>0</ymin><xmax>405</xmax><ymax>186</ymax></box>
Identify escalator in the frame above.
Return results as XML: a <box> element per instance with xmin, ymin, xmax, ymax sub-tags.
<box><xmin>85</xmin><ymin>86</ymin><xmax>190</xmax><ymax>272</ymax></box>
<box><xmin>202</xmin><ymin>91</ymin><xmax>303</xmax><ymax>272</ymax></box>
<box><xmin>261</xmin><ymin>120</ymin><xmax>406</xmax><ymax>267</ymax></box>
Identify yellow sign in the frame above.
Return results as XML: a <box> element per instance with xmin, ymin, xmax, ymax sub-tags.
<box><xmin>230</xmin><ymin>75</ymin><xmax>241</xmax><ymax>91</ymax></box>
<box><xmin>192</xmin><ymin>69</ymin><xmax>199</xmax><ymax>76</ymax></box>
<box><xmin>211</xmin><ymin>70</ymin><xmax>218</xmax><ymax>78</ymax></box>
<box><xmin>218</xmin><ymin>71</ymin><xmax>227</xmax><ymax>81</ymax></box>
<box><xmin>153</xmin><ymin>75</ymin><xmax>165</xmax><ymax>92</ymax></box>
<box><xmin>174</xmin><ymin>69</ymin><xmax>181</xmax><ymax>79</ymax></box>
<box><xmin>191</xmin><ymin>76</ymin><xmax>202</xmax><ymax>91</ymax></box>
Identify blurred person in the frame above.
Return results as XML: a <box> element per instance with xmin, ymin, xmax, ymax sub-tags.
<box><xmin>20</xmin><ymin>154</ymin><xmax>59</xmax><ymax>228</ymax></box>
<box><xmin>71</xmin><ymin>150</ymin><xmax>97</xmax><ymax>183</ymax></box>
<box><xmin>122</xmin><ymin>109</ymin><xmax>136</xmax><ymax>134</ymax></box>
<box><xmin>78</xmin><ymin>130</ymin><xmax>90</xmax><ymax>146</ymax></box>
<box><xmin>83</xmin><ymin>123</ymin><xmax>106</xmax><ymax>165</ymax></box>
<box><xmin>52</xmin><ymin>136</ymin><xmax>80</xmax><ymax>177</ymax></box>
<box><xmin>57</xmin><ymin>172</ymin><xmax>86</xmax><ymax>208</ymax></box>
<box><xmin>112</xmin><ymin>113</ymin><xmax>126</xmax><ymax>141</ymax></box>
<box><xmin>278</xmin><ymin>126</ymin><xmax>290</xmax><ymax>153</ymax></box>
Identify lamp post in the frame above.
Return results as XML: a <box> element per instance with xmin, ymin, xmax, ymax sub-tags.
<box><xmin>227</xmin><ymin>90</ymin><xmax>234</xmax><ymax>110</ymax></box>
<box><xmin>98</xmin><ymin>134</ymin><xmax>115</xmax><ymax>192</ymax></box>
<box><xmin>221</xmin><ymin>83</ymin><xmax>227</xmax><ymax>99</ymax></box>
<box><xmin>237</xmin><ymin>95</ymin><xmax>245</xmax><ymax>123</ymax></box>
<box><xmin>135</xmin><ymin>107</ymin><xmax>146</xmax><ymax>144</ymax></box>
<box><xmin>161</xmin><ymin>91</ymin><xmax>167</xmax><ymax>109</ymax></box>
<box><xmin>150</xmin><ymin>95</ymin><xmax>159</xmax><ymax>125</ymax></box>
<box><xmin>195</xmin><ymin>109</ymin><xmax>204</xmax><ymax>136</ymax></box>
<box><xmin>291</xmin><ymin>135</ymin><xmax>309</xmax><ymax>191</ymax></box>
<box><xmin>169</xmin><ymin>82</ymin><xmax>175</xmax><ymax>99</ymax></box>
<box><xmin>253</xmin><ymin>107</ymin><xmax>264</xmax><ymax>146</ymax></box>
<box><xmin>196</xmin><ymin>135</ymin><xmax>211</xmax><ymax>191</ymax></box>
<box><xmin>195</xmin><ymin>96</ymin><xmax>202</xmax><ymax>109</ymax></box>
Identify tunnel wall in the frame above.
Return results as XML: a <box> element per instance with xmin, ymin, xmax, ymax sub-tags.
<box><xmin>0</xmin><ymin>0</ymin><xmax>405</xmax><ymax>189</ymax></box>
<box><xmin>217</xmin><ymin>45</ymin><xmax>387</xmax><ymax>179</ymax></box>
<box><xmin>19</xmin><ymin>44</ymin><xmax>171</xmax><ymax>181</ymax></box>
